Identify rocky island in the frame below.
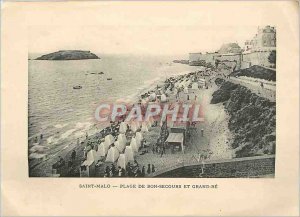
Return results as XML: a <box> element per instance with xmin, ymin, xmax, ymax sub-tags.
<box><xmin>36</xmin><ymin>50</ymin><xmax>100</xmax><ymax>60</ymax></box>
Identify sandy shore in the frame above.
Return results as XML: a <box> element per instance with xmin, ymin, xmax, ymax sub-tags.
<box><xmin>30</xmin><ymin>69</ymin><xmax>234</xmax><ymax>177</ymax></box>
<box><xmin>134</xmin><ymin>81</ymin><xmax>234</xmax><ymax>175</ymax></box>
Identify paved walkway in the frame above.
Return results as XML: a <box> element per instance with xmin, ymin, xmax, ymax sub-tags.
<box><xmin>135</xmin><ymin>84</ymin><xmax>233</xmax><ymax>175</ymax></box>
<box><xmin>225</xmin><ymin>76</ymin><xmax>276</xmax><ymax>102</ymax></box>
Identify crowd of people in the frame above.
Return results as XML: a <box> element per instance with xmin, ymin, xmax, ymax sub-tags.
<box><xmin>103</xmin><ymin>160</ymin><xmax>156</xmax><ymax>177</ymax></box>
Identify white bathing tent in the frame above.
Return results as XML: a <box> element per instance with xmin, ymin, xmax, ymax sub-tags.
<box><xmin>184</xmin><ymin>87</ymin><xmax>189</xmax><ymax>94</ymax></box>
<box><xmin>124</xmin><ymin>146</ymin><xmax>134</xmax><ymax>161</ymax></box>
<box><xmin>165</xmin><ymin>88</ymin><xmax>172</xmax><ymax>95</ymax></box>
<box><xmin>135</xmin><ymin>132</ymin><xmax>143</xmax><ymax>145</ymax></box>
<box><xmin>98</xmin><ymin>142</ymin><xmax>108</xmax><ymax>157</ymax></box>
<box><xmin>149</xmin><ymin>92</ymin><xmax>156</xmax><ymax>101</ymax></box>
<box><xmin>141</xmin><ymin>98</ymin><xmax>149</xmax><ymax>105</ymax></box>
<box><xmin>117</xmin><ymin>154</ymin><xmax>128</xmax><ymax>169</ymax></box>
<box><xmin>115</xmin><ymin>140</ymin><xmax>125</xmax><ymax>153</ymax></box>
<box><xmin>192</xmin><ymin>82</ymin><xmax>199</xmax><ymax>90</ymax></box>
<box><xmin>80</xmin><ymin>149</ymin><xmax>99</xmax><ymax>177</ymax></box>
<box><xmin>161</xmin><ymin>94</ymin><xmax>167</xmax><ymax>102</ymax></box>
<box><xmin>105</xmin><ymin>146</ymin><xmax>120</xmax><ymax>162</ymax></box>
<box><xmin>166</xmin><ymin>133</ymin><xmax>185</xmax><ymax>154</ymax></box>
<box><xmin>105</xmin><ymin>134</ymin><xmax>115</xmax><ymax>146</ymax></box>
<box><xmin>174</xmin><ymin>88</ymin><xmax>178</xmax><ymax>95</ymax></box>
<box><xmin>117</xmin><ymin>133</ymin><xmax>127</xmax><ymax>146</ymax></box>
<box><xmin>119</xmin><ymin>122</ymin><xmax>127</xmax><ymax>134</ymax></box>
<box><xmin>141</xmin><ymin>122</ymin><xmax>149</xmax><ymax>132</ymax></box>
<box><xmin>130</xmin><ymin>137</ymin><xmax>139</xmax><ymax>152</ymax></box>
<box><xmin>130</xmin><ymin>122</ymin><xmax>139</xmax><ymax>132</ymax></box>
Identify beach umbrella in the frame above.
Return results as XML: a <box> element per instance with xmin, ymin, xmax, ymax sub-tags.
<box><xmin>117</xmin><ymin>154</ymin><xmax>128</xmax><ymax>169</ymax></box>
<box><xmin>105</xmin><ymin>146</ymin><xmax>120</xmax><ymax>162</ymax></box>
<box><xmin>115</xmin><ymin>140</ymin><xmax>125</xmax><ymax>153</ymax></box>
<box><xmin>130</xmin><ymin>137</ymin><xmax>139</xmax><ymax>152</ymax></box>
<box><xmin>119</xmin><ymin>122</ymin><xmax>127</xmax><ymax>134</ymax></box>
<box><xmin>124</xmin><ymin>146</ymin><xmax>135</xmax><ymax>161</ymax></box>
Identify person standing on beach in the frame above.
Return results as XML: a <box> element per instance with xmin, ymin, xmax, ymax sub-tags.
<box><xmin>71</xmin><ymin>150</ymin><xmax>76</xmax><ymax>161</ymax></box>
<box><xmin>147</xmin><ymin>164</ymin><xmax>151</xmax><ymax>174</ymax></box>
<box><xmin>152</xmin><ymin>164</ymin><xmax>156</xmax><ymax>173</ymax></box>
<box><xmin>118</xmin><ymin>166</ymin><xmax>122</xmax><ymax>177</ymax></box>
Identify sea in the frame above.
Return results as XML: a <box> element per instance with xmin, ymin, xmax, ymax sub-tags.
<box><xmin>28</xmin><ymin>54</ymin><xmax>199</xmax><ymax>159</ymax></box>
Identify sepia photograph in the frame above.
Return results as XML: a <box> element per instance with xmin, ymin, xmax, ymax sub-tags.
<box><xmin>1</xmin><ymin>1</ymin><xmax>299</xmax><ymax>216</ymax></box>
<box><xmin>28</xmin><ymin>25</ymin><xmax>276</xmax><ymax>178</ymax></box>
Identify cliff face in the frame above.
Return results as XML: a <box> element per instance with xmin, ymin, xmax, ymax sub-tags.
<box><xmin>211</xmin><ymin>80</ymin><xmax>276</xmax><ymax>158</ymax></box>
<box><xmin>36</xmin><ymin>50</ymin><xmax>100</xmax><ymax>60</ymax></box>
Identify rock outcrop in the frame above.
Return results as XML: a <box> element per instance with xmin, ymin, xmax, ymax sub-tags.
<box><xmin>36</xmin><ymin>50</ymin><xmax>100</xmax><ymax>60</ymax></box>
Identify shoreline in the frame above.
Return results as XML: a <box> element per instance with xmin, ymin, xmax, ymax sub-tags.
<box><xmin>30</xmin><ymin>66</ymin><xmax>235</xmax><ymax>177</ymax></box>
<box><xmin>30</xmin><ymin>64</ymin><xmax>275</xmax><ymax>177</ymax></box>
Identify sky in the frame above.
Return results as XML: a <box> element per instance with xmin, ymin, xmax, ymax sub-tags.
<box><xmin>29</xmin><ymin>25</ymin><xmax>259</xmax><ymax>57</ymax></box>
<box><xmin>27</xmin><ymin>2</ymin><xmax>270</xmax><ymax>57</ymax></box>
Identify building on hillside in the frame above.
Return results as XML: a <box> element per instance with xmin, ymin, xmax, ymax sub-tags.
<box><xmin>244</xmin><ymin>26</ymin><xmax>276</xmax><ymax>52</ymax></box>
<box><xmin>218</xmin><ymin>43</ymin><xmax>242</xmax><ymax>54</ymax></box>
<box><xmin>188</xmin><ymin>26</ymin><xmax>276</xmax><ymax>70</ymax></box>
<box><xmin>242</xmin><ymin>26</ymin><xmax>276</xmax><ymax>68</ymax></box>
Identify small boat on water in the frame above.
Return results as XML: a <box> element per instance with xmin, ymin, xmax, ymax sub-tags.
<box><xmin>98</xmin><ymin>72</ymin><xmax>104</xmax><ymax>74</ymax></box>
<box><xmin>90</xmin><ymin>72</ymin><xmax>97</xmax><ymax>74</ymax></box>
<box><xmin>73</xmin><ymin>85</ymin><xmax>82</xmax><ymax>89</ymax></box>
<box><xmin>107</xmin><ymin>78</ymin><xmax>112</xmax><ymax>80</ymax></box>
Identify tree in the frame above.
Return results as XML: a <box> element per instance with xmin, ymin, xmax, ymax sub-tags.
<box><xmin>268</xmin><ymin>50</ymin><xmax>276</xmax><ymax>64</ymax></box>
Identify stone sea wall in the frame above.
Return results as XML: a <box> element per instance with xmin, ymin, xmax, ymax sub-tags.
<box><xmin>153</xmin><ymin>155</ymin><xmax>275</xmax><ymax>178</ymax></box>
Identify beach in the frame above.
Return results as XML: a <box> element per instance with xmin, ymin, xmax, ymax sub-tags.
<box><xmin>28</xmin><ymin>55</ymin><xmax>200</xmax><ymax>175</ymax></box>
<box><xmin>29</xmin><ymin>65</ymin><xmax>235</xmax><ymax>177</ymax></box>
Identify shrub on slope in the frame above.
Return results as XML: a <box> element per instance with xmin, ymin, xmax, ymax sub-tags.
<box><xmin>211</xmin><ymin>80</ymin><xmax>276</xmax><ymax>157</ymax></box>
<box><xmin>231</xmin><ymin>65</ymin><xmax>276</xmax><ymax>81</ymax></box>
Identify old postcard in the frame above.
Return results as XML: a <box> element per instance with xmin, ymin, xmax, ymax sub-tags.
<box><xmin>1</xmin><ymin>1</ymin><xmax>299</xmax><ymax>216</ymax></box>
